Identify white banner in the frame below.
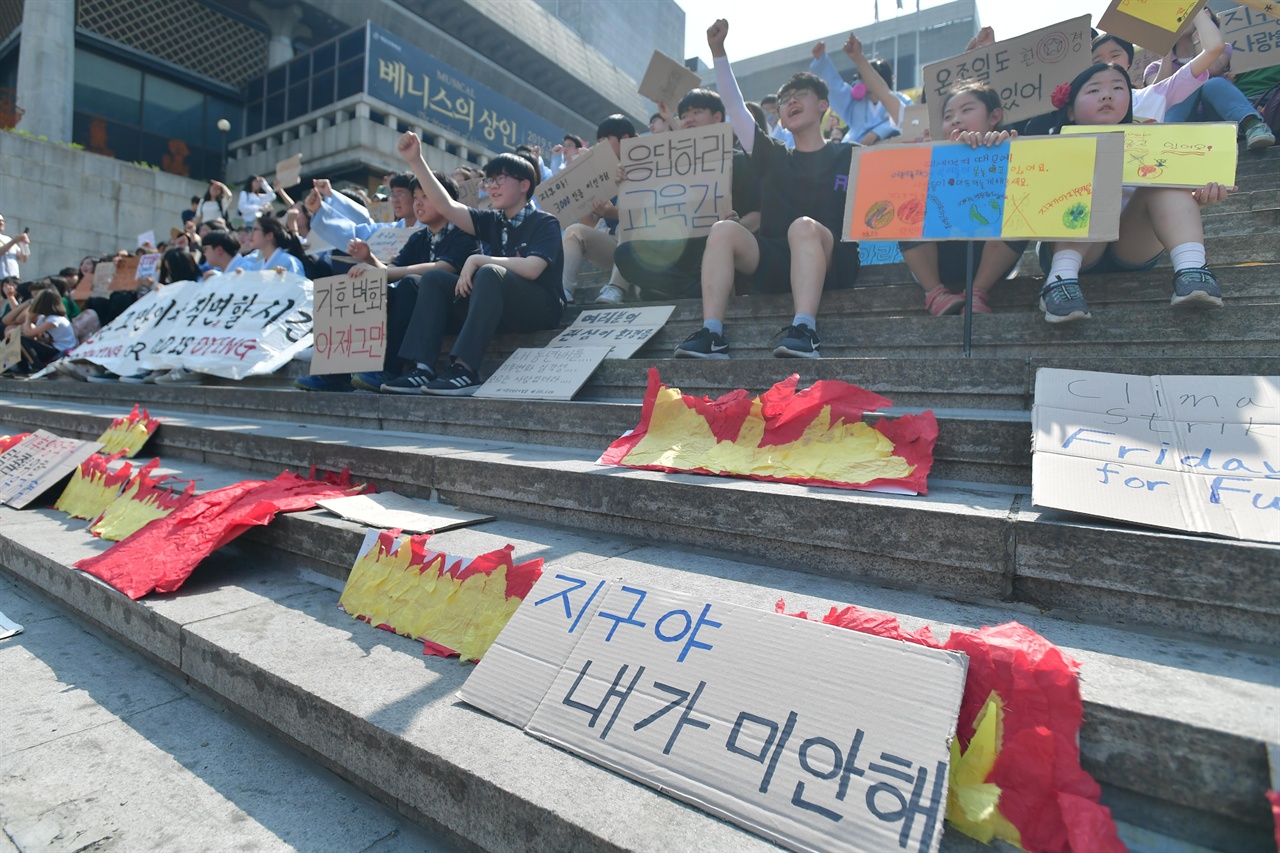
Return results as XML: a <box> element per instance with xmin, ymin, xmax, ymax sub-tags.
<box><xmin>69</xmin><ymin>271</ymin><xmax>314</xmax><ymax>380</ymax></box>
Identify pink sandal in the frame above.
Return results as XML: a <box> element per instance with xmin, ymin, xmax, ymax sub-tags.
<box><xmin>965</xmin><ymin>288</ymin><xmax>993</xmax><ymax>314</ymax></box>
<box><xmin>924</xmin><ymin>286</ymin><xmax>964</xmax><ymax>316</ymax></box>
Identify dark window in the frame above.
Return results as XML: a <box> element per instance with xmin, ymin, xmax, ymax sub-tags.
<box><xmin>311</xmin><ymin>69</ymin><xmax>334</xmax><ymax>109</ymax></box>
<box><xmin>338</xmin><ymin>30</ymin><xmax>364</xmax><ymax>62</ymax></box>
<box><xmin>337</xmin><ymin>59</ymin><xmax>362</xmax><ymax>99</ymax></box>
<box><xmin>74</xmin><ymin>51</ymin><xmax>142</xmax><ymax>125</ymax></box>
<box><xmin>142</xmin><ymin>75</ymin><xmax>205</xmax><ymax>141</ymax></box>
<box><xmin>287</xmin><ymin>81</ymin><xmax>309</xmax><ymax>120</ymax></box>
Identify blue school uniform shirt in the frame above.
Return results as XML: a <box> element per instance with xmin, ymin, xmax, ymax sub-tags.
<box><xmin>469</xmin><ymin>203</ymin><xmax>564</xmax><ymax>306</ymax></box>
<box><xmin>391</xmin><ymin>224</ymin><xmax>478</xmax><ymax>271</ymax></box>
<box><xmin>236</xmin><ymin>247</ymin><xmax>305</xmax><ymax>277</ymax></box>
<box><xmin>809</xmin><ymin>53</ymin><xmax>912</xmax><ymax>143</ymax></box>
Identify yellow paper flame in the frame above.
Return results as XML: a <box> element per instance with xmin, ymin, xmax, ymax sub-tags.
<box><xmin>946</xmin><ymin>691</ymin><xmax>1023</xmax><ymax>848</ymax></box>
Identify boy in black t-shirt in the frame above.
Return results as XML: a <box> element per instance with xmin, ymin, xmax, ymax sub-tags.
<box><xmin>675</xmin><ymin>18</ymin><xmax>859</xmax><ymax>360</ymax></box>
<box><xmin>385</xmin><ymin>130</ymin><xmax>564</xmax><ymax>395</ymax></box>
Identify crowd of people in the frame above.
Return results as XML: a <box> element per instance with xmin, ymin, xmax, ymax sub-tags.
<box><xmin>2</xmin><ymin>8</ymin><xmax>1275</xmax><ymax>387</ymax></box>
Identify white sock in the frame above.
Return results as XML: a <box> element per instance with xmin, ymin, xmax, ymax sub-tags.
<box><xmin>1047</xmin><ymin>249</ymin><xmax>1083</xmax><ymax>283</ymax></box>
<box><xmin>1169</xmin><ymin>242</ymin><xmax>1206</xmax><ymax>272</ymax></box>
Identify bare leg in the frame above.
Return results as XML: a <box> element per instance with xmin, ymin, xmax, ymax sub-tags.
<box><xmin>786</xmin><ymin>217</ymin><xmax>832</xmax><ymax>317</ymax></box>
<box><xmin>901</xmin><ymin>242</ymin><xmax>943</xmax><ymax>293</ymax></box>
<box><xmin>1112</xmin><ymin>187</ymin><xmax>1203</xmax><ymax>264</ymax></box>
<box><xmin>700</xmin><ymin>219</ymin><xmax>759</xmax><ymax>323</ymax></box>
<box><xmin>972</xmin><ymin>241</ymin><xmax>1020</xmax><ymax>293</ymax></box>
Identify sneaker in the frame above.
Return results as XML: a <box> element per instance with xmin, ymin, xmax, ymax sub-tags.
<box><xmin>924</xmin><ymin>286</ymin><xmax>964</xmax><ymax>316</ymax></box>
<box><xmin>118</xmin><ymin>372</ymin><xmax>153</xmax><ymax>384</ymax></box>
<box><xmin>350</xmin><ymin>370</ymin><xmax>397</xmax><ymax>392</ymax></box>
<box><xmin>1170</xmin><ymin>266</ymin><xmax>1223</xmax><ymax>308</ymax></box>
<box><xmin>674</xmin><ymin>327</ymin><xmax>730</xmax><ymax>359</ymax></box>
<box><xmin>594</xmin><ymin>284</ymin><xmax>625</xmax><ymax>304</ymax></box>
<box><xmin>294</xmin><ymin>373</ymin><xmax>355</xmax><ymax>392</ymax></box>
<box><xmin>562</xmin><ymin>287</ymin><xmax>575</xmax><ymax>305</ymax></box>
<box><xmin>380</xmin><ymin>367</ymin><xmax>436</xmax><ymax>394</ymax></box>
<box><xmin>1038</xmin><ymin>278</ymin><xmax>1091</xmax><ymax>323</ymax></box>
<box><xmin>772</xmin><ymin>323</ymin><xmax>822</xmax><ymax>358</ymax></box>
<box><xmin>85</xmin><ymin>372</ymin><xmax>121</xmax><ymax>384</ymax></box>
<box><xmin>423</xmin><ymin>363</ymin><xmax>481</xmax><ymax>396</ymax></box>
<box><xmin>153</xmin><ymin>367</ymin><xmax>201</xmax><ymax>384</ymax></box>
<box><xmin>1244</xmin><ymin>118</ymin><xmax>1276</xmax><ymax>151</ymax></box>
<box><xmin>54</xmin><ymin>361</ymin><xmax>106</xmax><ymax>382</ymax></box>
<box><xmin>965</xmin><ymin>289</ymin><xmax>993</xmax><ymax>315</ymax></box>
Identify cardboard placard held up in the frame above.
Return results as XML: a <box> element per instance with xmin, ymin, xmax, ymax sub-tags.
<box><xmin>1032</xmin><ymin>368</ymin><xmax>1280</xmax><ymax>544</ymax></box>
<box><xmin>1</xmin><ymin>330</ymin><xmax>22</xmax><ymax>373</ymax></box>
<box><xmin>842</xmin><ymin>133</ymin><xmax>1123</xmax><ymax>243</ymax></box>
<box><xmin>617</xmin><ymin>123</ymin><xmax>735</xmax><ymax>244</ymax></box>
<box><xmin>465</xmin><ymin>578</ymin><xmax>967</xmax><ymax>853</ymax></box>
<box><xmin>366</xmin><ymin>200</ymin><xmax>395</xmax><ymax>223</ymax></box>
<box><xmin>544</xmin><ymin>305</ymin><xmax>675</xmax><ymax>359</ymax></box>
<box><xmin>109</xmin><ymin>256</ymin><xmax>140</xmax><ymax>291</ymax></box>
<box><xmin>1062</xmin><ymin>123</ymin><xmax>1237</xmax><ymax>188</ymax></box>
<box><xmin>92</xmin><ymin>262</ymin><xmax>115</xmax><ymax>298</ymax></box>
<box><xmin>455</xmin><ymin>177</ymin><xmax>492</xmax><ymax>210</ymax></box>
<box><xmin>275</xmin><ymin>153</ymin><xmax>303</xmax><ymax>189</ymax></box>
<box><xmin>316</xmin><ymin>492</ymin><xmax>494</xmax><ymax>534</ymax></box>
<box><xmin>136</xmin><ymin>230</ymin><xmax>156</xmax><ymax>249</ymax></box>
<box><xmin>135</xmin><ymin>253</ymin><xmax>161</xmax><ymax>282</ymax></box>
<box><xmin>70</xmin><ymin>272</ymin><xmax>94</xmax><ymax>303</ymax></box>
<box><xmin>1222</xmin><ymin>5</ymin><xmax>1280</xmax><ymax>73</ymax></box>
<box><xmin>0</xmin><ymin>430</ymin><xmax>103</xmax><ymax>508</ymax></box>
<box><xmin>638</xmin><ymin>50</ymin><xmax>702</xmax><ymax>110</ymax></box>
<box><xmin>472</xmin><ymin>347</ymin><xmax>608</xmax><ymax>401</ymax></box>
<box><xmin>535</xmin><ymin>144</ymin><xmax>621</xmax><ymax>228</ymax></box>
<box><xmin>310</xmin><ymin>267</ymin><xmax>387</xmax><ymax>375</ymax></box>
<box><xmin>886</xmin><ymin>103</ymin><xmax>930</xmax><ymax>144</ymax></box>
<box><xmin>363</xmin><ymin>225</ymin><xmax>422</xmax><ymax>263</ymax></box>
<box><xmin>922</xmin><ymin>16</ymin><xmax>1092</xmax><ymax>138</ymax></box>
<box><xmin>1098</xmin><ymin>0</ymin><xmax>1209</xmax><ymax>55</ymax></box>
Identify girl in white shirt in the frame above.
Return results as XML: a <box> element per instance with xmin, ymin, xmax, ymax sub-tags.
<box><xmin>238</xmin><ymin>175</ymin><xmax>277</xmax><ymax>221</ymax></box>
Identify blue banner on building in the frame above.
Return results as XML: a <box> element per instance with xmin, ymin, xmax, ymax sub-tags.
<box><xmin>366</xmin><ymin>24</ymin><xmax>564</xmax><ymax>154</ymax></box>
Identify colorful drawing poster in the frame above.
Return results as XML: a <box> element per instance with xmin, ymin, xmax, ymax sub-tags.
<box><xmin>1002</xmin><ymin>137</ymin><xmax>1096</xmax><ymax>238</ymax></box>
<box><xmin>923</xmin><ymin>142</ymin><xmax>1010</xmax><ymax>240</ymax></box>
<box><xmin>845</xmin><ymin>146</ymin><xmax>930</xmax><ymax>242</ymax></box>
<box><xmin>1062</xmin><ymin>123</ymin><xmax>1237</xmax><ymax>188</ymax></box>
<box><xmin>1221</xmin><ymin>6</ymin><xmax>1280</xmax><ymax>73</ymax></box>
<box><xmin>1098</xmin><ymin>0</ymin><xmax>1209</xmax><ymax>54</ymax></box>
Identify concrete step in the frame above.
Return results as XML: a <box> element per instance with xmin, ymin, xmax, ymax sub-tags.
<box><xmin>0</xmin><ymin>476</ymin><xmax>1272</xmax><ymax>852</ymax></box>
<box><xmin>0</xmin><ymin>398</ymin><xmax>1274</xmax><ymax>649</ymax></box>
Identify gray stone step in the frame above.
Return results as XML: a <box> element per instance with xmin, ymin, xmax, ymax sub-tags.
<box><xmin>0</xmin><ymin>484</ymin><xmax>1272</xmax><ymax>852</ymax></box>
<box><xmin>0</xmin><ymin>398</ymin><xmax>1274</xmax><ymax>649</ymax></box>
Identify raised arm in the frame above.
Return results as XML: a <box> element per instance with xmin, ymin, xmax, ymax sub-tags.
<box><xmin>1187</xmin><ymin>9</ymin><xmax>1225</xmax><ymax>79</ymax></box>
<box><xmin>708</xmin><ymin>19</ymin><xmax>758</xmax><ymax>154</ymax></box>
<box><xmin>396</xmin><ymin>131</ymin><xmax>475</xmax><ymax>234</ymax></box>
<box><xmin>810</xmin><ymin>43</ymin><xmax>855</xmax><ymax>121</ymax></box>
<box><xmin>845</xmin><ymin>33</ymin><xmax>903</xmax><ymax>126</ymax></box>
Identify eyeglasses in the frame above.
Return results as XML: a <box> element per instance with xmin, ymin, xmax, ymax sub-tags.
<box><xmin>777</xmin><ymin>91</ymin><xmax>814</xmax><ymax>109</ymax></box>
<box><xmin>480</xmin><ymin>175</ymin><xmax>514</xmax><ymax>189</ymax></box>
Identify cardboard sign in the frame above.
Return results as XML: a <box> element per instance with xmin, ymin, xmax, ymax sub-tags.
<box><xmin>1238</xmin><ymin>0</ymin><xmax>1280</xmax><ymax>13</ymax></box>
<box><xmin>535</xmin><ymin>144</ymin><xmax>621</xmax><ymax>228</ymax></box>
<box><xmin>472</xmin><ymin>346</ymin><xmax>608</xmax><ymax>401</ymax></box>
<box><xmin>545</xmin><ymin>305</ymin><xmax>675</xmax><ymax>359</ymax></box>
<box><xmin>137</xmin><ymin>230</ymin><xmax>156</xmax><ymax>249</ymax></box>
<box><xmin>276</xmin><ymin>152</ymin><xmax>303</xmax><ymax>189</ymax></box>
<box><xmin>363</xmin><ymin>225</ymin><xmax>423</xmax><ymax>263</ymax></box>
<box><xmin>1222</xmin><ymin>5</ymin><xmax>1280</xmax><ymax>73</ymax></box>
<box><xmin>456</xmin><ymin>178</ymin><xmax>492</xmax><ymax>210</ymax></box>
<box><xmin>316</xmin><ymin>492</ymin><xmax>494</xmax><ymax>534</ymax></box>
<box><xmin>1098</xmin><ymin>0</ymin><xmax>1209</xmax><ymax>55</ymax></box>
<box><xmin>888</xmin><ymin>104</ymin><xmax>930</xmax><ymax>144</ymax></box>
<box><xmin>311</xmin><ymin>268</ymin><xmax>387</xmax><ymax>375</ymax></box>
<box><xmin>1062</xmin><ymin>123</ymin><xmax>1237</xmax><ymax>188</ymax></box>
<box><xmin>464</xmin><ymin>577</ymin><xmax>967</xmax><ymax>853</ymax></box>
<box><xmin>366</xmin><ymin>200</ymin><xmax>396</xmax><ymax>223</ymax></box>
<box><xmin>638</xmin><ymin>50</ymin><xmax>702</xmax><ymax>110</ymax></box>
<box><xmin>92</xmin><ymin>262</ymin><xmax>115</xmax><ymax>297</ymax></box>
<box><xmin>1</xmin><ymin>330</ymin><xmax>22</xmax><ymax>373</ymax></box>
<box><xmin>135</xmin><ymin>253</ymin><xmax>161</xmax><ymax>282</ymax></box>
<box><xmin>0</xmin><ymin>430</ymin><xmax>102</xmax><ymax>509</ymax></box>
<box><xmin>110</xmin><ymin>256</ymin><xmax>140</xmax><ymax>292</ymax></box>
<box><xmin>617</xmin><ymin>123</ymin><xmax>735</xmax><ymax>244</ymax></box>
<box><xmin>71</xmin><ymin>272</ymin><xmax>94</xmax><ymax>303</ymax></box>
<box><xmin>923</xmin><ymin>16</ymin><xmax>1092</xmax><ymax>137</ymax></box>
<box><xmin>1032</xmin><ymin>368</ymin><xmax>1280</xmax><ymax>544</ymax></box>
<box><xmin>842</xmin><ymin>134</ymin><xmax>1123</xmax><ymax>243</ymax></box>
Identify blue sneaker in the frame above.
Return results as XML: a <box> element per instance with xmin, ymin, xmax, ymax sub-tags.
<box><xmin>1038</xmin><ymin>278</ymin><xmax>1091</xmax><ymax>323</ymax></box>
<box><xmin>1170</xmin><ymin>267</ymin><xmax>1223</xmax><ymax>308</ymax></box>
<box><xmin>294</xmin><ymin>373</ymin><xmax>354</xmax><ymax>392</ymax></box>
<box><xmin>351</xmin><ymin>370</ymin><xmax>397</xmax><ymax>392</ymax></box>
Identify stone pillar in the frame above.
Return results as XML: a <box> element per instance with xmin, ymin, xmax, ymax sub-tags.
<box><xmin>15</xmin><ymin>0</ymin><xmax>75</xmax><ymax>142</ymax></box>
<box><xmin>249</xmin><ymin>1</ymin><xmax>305</xmax><ymax>68</ymax></box>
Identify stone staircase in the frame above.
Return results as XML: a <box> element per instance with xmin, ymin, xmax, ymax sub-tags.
<box><xmin>0</xmin><ymin>143</ymin><xmax>1276</xmax><ymax>852</ymax></box>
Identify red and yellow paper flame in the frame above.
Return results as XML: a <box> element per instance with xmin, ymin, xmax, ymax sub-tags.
<box><xmin>95</xmin><ymin>405</ymin><xmax>161</xmax><ymax>457</ymax></box>
<box><xmin>777</xmin><ymin>601</ymin><xmax>1125</xmax><ymax>853</ymax></box>
<box><xmin>601</xmin><ymin>369</ymin><xmax>938</xmax><ymax>494</ymax></box>
<box><xmin>90</xmin><ymin>459</ymin><xmax>194</xmax><ymax>541</ymax></box>
<box><xmin>339</xmin><ymin>530</ymin><xmax>543</xmax><ymax>662</ymax></box>
<box><xmin>54</xmin><ymin>453</ymin><xmax>133</xmax><ymax>520</ymax></box>
<box><xmin>0</xmin><ymin>433</ymin><xmax>29</xmax><ymax>453</ymax></box>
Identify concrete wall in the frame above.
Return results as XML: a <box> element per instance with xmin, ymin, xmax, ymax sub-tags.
<box><xmin>0</xmin><ymin>130</ymin><xmax>206</xmax><ymax>278</ymax></box>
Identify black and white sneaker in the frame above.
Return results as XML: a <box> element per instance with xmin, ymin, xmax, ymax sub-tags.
<box><xmin>380</xmin><ymin>367</ymin><xmax>436</xmax><ymax>394</ymax></box>
<box><xmin>423</xmin><ymin>363</ymin><xmax>481</xmax><ymax>396</ymax></box>
<box><xmin>1170</xmin><ymin>267</ymin><xmax>1223</xmax><ymax>308</ymax></box>
<box><xmin>772</xmin><ymin>323</ymin><xmax>821</xmax><ymax>358</ymax></box>
<box><xmin>674</xmin><ymin>327</ymin><xmax>730</xmax><ymax>359</ymax></box>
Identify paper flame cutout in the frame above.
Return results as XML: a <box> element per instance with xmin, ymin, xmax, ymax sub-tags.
<box><xmin>0</xmin><ymin>433</ymin><xmax>29</xmax><ymax>454</ymax></box>
<box><xmin>602</xmin><ymin>369</ymin><xmax>937</xmax><ymax>494</ymax></box>
<box><xmin>339</xmin><ymin>529</ymin><xmax>543</xmax><ymax>662</ymax></box>
<box><xmin>776</xmin><ymin>601</ymin><xmax>1125</xmax><ymax>853</ymax></box>
<box><xmin>54</xmin><ymin>453</ymin><xmax>133</xmax><ymax>520</ymax></box>
<box><xmin>95</xmin><ymin>405</ymin><xmax>160</xmax><ymax>457</ymax></box>
<box><xmin>90</xmin><ymin>459</ymin><xmax>195</xmax><ymax>541</ymax></box>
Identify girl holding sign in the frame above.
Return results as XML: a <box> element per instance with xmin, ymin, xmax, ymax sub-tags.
<box><xmin>1037</xmin><ymin>63</ymin><xmax>1233</xmax><ymax>323</ymax></box>
<box><xmin>898</xmin><ymin>82</ymin><xmax>1027</xmax><ymax>316</ymax></box>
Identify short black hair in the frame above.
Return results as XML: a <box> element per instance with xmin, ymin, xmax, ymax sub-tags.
<box><xmin>677</xmin><ymin>88</ymin><xmax>725</xmax><ymax>120</ymax></box>
<box><xmin>563</xmin><ymin>133</ymin><xmax>585</xmax><ymax>148</ymax></box>
<box><xmin>202</xmin><ymin>230</ymin><xmax>241</xmax><ymax>256</ymax></box>
<box><xmin>867</xmin><ymin>58</ymin><xmax>894</xmax><ymax>89</ymax></box>
<box><xmin>777</xmin><ymin>71</ymin><xmax>828</xmax><ymax>103</ymax></box>
<box><xmin>190</xmin><ymin>196</ymin><xmax>201</xmax><ymax>204</ymax></box>
<box><xmin>433</xmin><ymin>171</ymin><xmax>460</xmax><ymax>201</ymax></box>
<box><xmin>388</xmin><ymin>171</ymin><xmax>415</xmax><ymax>191</ymax></box>
<box><xmin>745</xmin><ymin>101</ymin><xmax>768</xmax><ymax>133</ymax></box>
<box><xmin>1091</xmin><ymin>33</ymin><xmax>1135</xmax><ymax>65</ymax></box>
<box><xmin>484</xmin><ymin>153</ymin><xmax>537</xmax><ymax>201</ymax></box>
<box><xmin>596</xmin><ymin>114</ymin><xmax>637</xmax><ymax>141</ymax></box>
<box><xmin>941</xmin><ymin>80</ymin><xmax>1003</xmax><ymax>125</ymax></box>
<box><xmin>760</xmin><ymin>94</ymin><xmax>778</xmax><ymax>106</ymax></box>
<box><xmin>649</xmin><ymin>112</ymin><xmax>663</xmax><ymax>123</ymax></box>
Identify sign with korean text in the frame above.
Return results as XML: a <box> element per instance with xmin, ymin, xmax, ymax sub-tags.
<box><xmin>472</xmin><ymin>347</ymin><xmax>609</xmax><ymax>401</ymax></box>
<box><xmin>455</xmin><ymin>178</ymin><xmax>491</xmax><ymax>210</ymax></box>
<box><xmin>92</xmin><ymin>262</ymin><xmax>115</xmax><ymax>298</ymax></box>
<box><xmin>464</xmin><ymin>577</ymin><xmax>967</xmax><ymax>853</ymax></box>
<box><xmin>136</xmin><ymin>253</ymin><xmax>161</xmax><ymax>282</ymax></box>
<box><xmin>1062</xmin><ymin>123</ymin><xmax>1237</xmax><ymax>188</ymax></box>
<box><xmin>535</xmin><ymin>144</ymin><xmax>621</xmax><ymax>228</ymax></box>
<box><xmin>617</xmin><ymin>123</ymin><xmax>735</xmax><ymax>244</ymax></box>
<box><xmin>545</xmin><ymin>305</ymin><xmax>675</xmax><ymax>359</ymax></box>
<box><xmin>0</xmin><ymin>430</ymin><xmax>102</xmax><ymax>509</ymax></box>
<box><xmin>922</xmin><ymin>16</ymin><xmax>1091</xmax><ymax>137</ymax></box>
<box><xmin>1032</xmin><ymin>369</ymin><xmax>1280</xmax><ymax>543</ymax></box>
<box><xmin>110</xmin><ymin>256</ymin><xmax>140</xmax><ymax>292</ymax></box>
<box><xmin>842</xmin><ymin>134</ymin><xmax>1123</xmax><ymax>243</ymax></box>
<box><xmin>311</xmin><ymin>268</ymin><xmax>387</xmax><ymax>375</ymax></box>
<box><xmin>364</xmin><ymin>225</ymin><xmax>423</xmax><ymax>263</ymax></box>
<box><xmin>638</xmin><ymin>50</ymin><xmax>702</xmax><ymax>110</ymax></box>
<box><xmin>276</xmin><ymin>153</ymin><xmax>303</xmax><ymax>189</ymax></box>
<box><xmin>1098</xmin><ymin>0</ymin><xmax>1209</xmax><ymax>55</ymax></box>
<box><xmin>68</xmin><ymin>272</ymin><xmax>313</xmax><ymax>380</ymax></box>
<box><xmin>366</xmin><ymin>23</ymin><xmax>564</xmax><ymax>154</ymax></box>
<box><xmin>1222</xmin><ymin>6</ymin><xmax>1280</xmax><ymax>73</ymax></box>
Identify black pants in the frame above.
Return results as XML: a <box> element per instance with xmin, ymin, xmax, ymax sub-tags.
<box><xmin>383</xmin><ymin>276</ymin><xmax>419</xmax><ymax>373</ymax></box>
<box><xmin>85</xmin><ymin>291</ymin><xmax>138</xmax><ymax>326</ymax></box>
<box><xmin>613</xmin><ymin>237</ymin><xmax>707</xmax><ymax>301</ymax></box>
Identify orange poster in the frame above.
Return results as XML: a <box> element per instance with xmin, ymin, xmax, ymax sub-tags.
<box><xmin>845</xmin><ymin>147</ymin><xmax>930</xmax><ymax>242</ymax></box>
